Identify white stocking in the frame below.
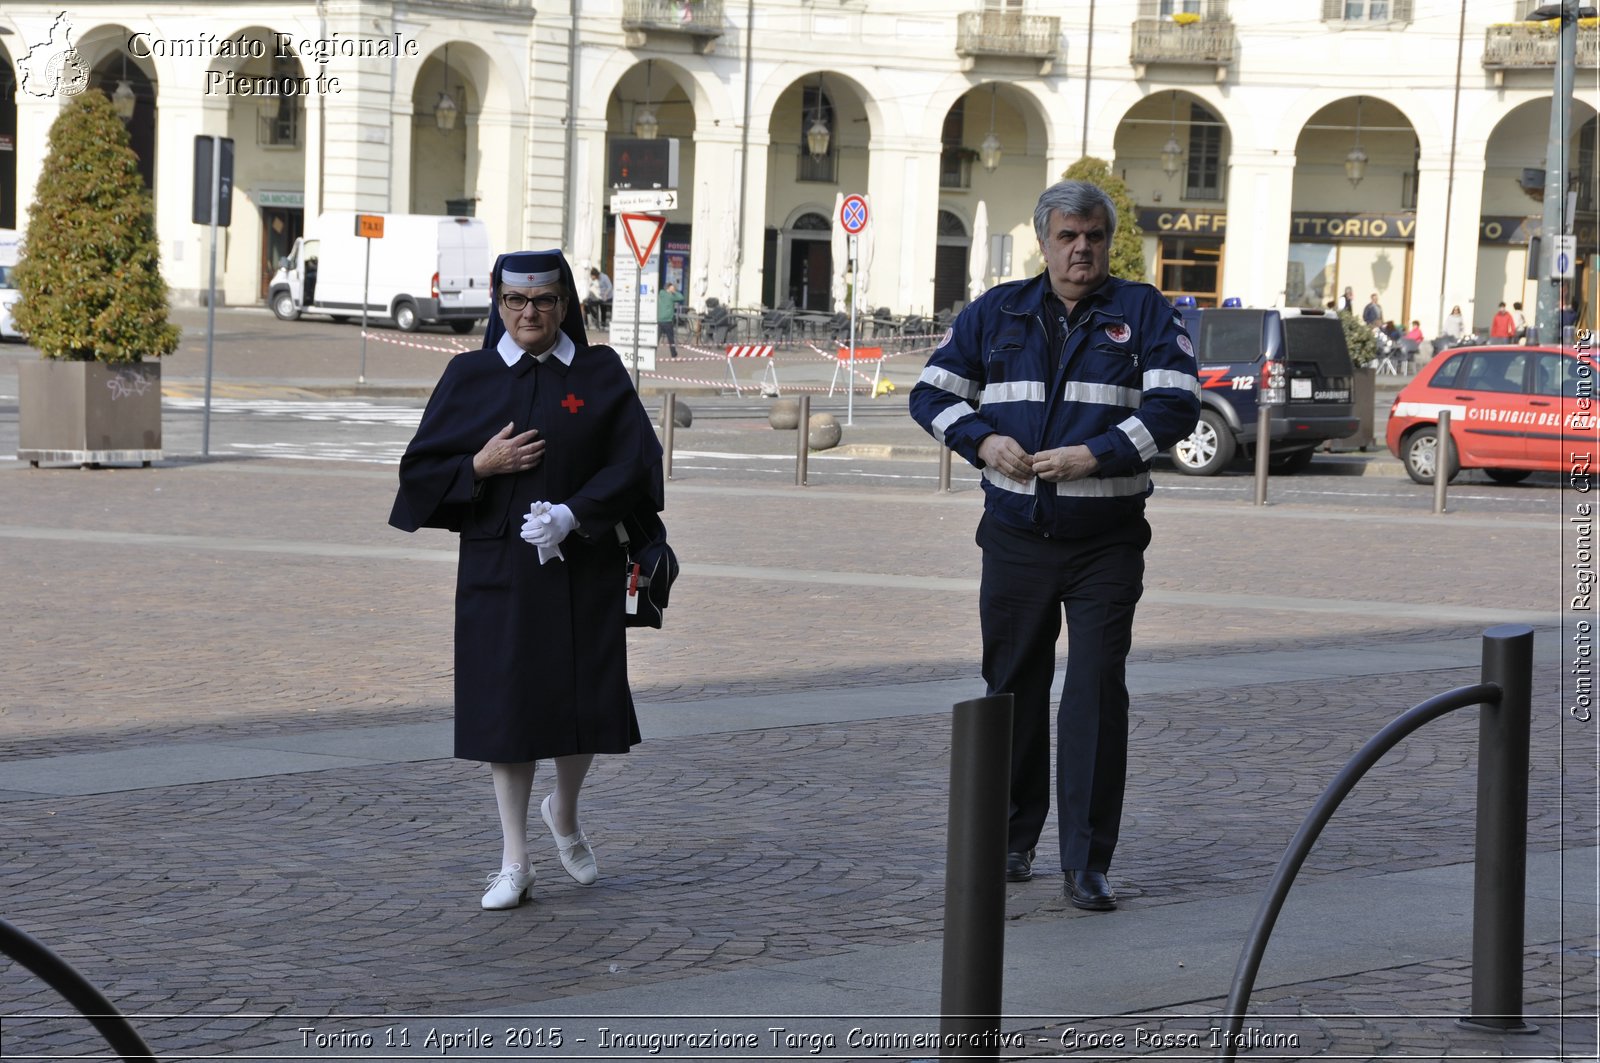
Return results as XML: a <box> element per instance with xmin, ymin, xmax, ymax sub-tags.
<box><xmin>547</xmin><ymin>753</ymin><xmax>594</xmax><ymax>835</ymax></box>
<box><xmin>490</xmin><ymin>761</ymin><xmax>535</xmax><ymax>870</ymax></box>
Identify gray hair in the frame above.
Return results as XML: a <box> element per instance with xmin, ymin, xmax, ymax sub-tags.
<box><xmin>1032</xmin><ymin>180</ymin><xmax>1117</xmax><ymax>243</ymax></box>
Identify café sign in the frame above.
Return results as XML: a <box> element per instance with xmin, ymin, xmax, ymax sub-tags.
<box><xmin>1137</xmin><ymin>208</ymin><xmax>1421</xmax><ymax>243</ymax></box>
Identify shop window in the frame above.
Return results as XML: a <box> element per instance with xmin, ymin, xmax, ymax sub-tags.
<box><xmin>797</xmin><ymin>85</ymin><xmax>836</xmax><ymax>184</ymax></box>
<box><xmin>940</xmin><ymin>100</ymin><xmax>975</xmax><ymax>190</ymax></box>
<box><xmin>1184</xmin><ymin>102</ymin><xmax>1223</xmax><ymax>202</ymax></box>
<box><xmin>1159</xmin><ymin>237</ymin><xmax>1222</xmax><ymax>306</ymax></box>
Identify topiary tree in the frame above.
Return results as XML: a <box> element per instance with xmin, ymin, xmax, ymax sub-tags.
<box><xmin>1339</xmin><ymin>308</ymin><xmax>1377</xmax><ymax>366</ymax></box>
<box><xmin>12</xmin><ymin>91</ymin><xmax>179</xmax><ymax>363</ymax></box>
<box><xmin>1060</xmin><ymin>157</ymin><xmax>1145</xmax><ymax>282</ymax></box>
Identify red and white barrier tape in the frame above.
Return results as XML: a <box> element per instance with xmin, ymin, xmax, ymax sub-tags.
<box><xmin>360</xmin><ymin>332</ymin><xmax>478</xmax><ymax>355</ymax></box>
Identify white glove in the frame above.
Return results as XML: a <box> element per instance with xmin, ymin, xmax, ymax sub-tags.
<box><xmin>521</xmin><ymin>501</ymin><xmax>577</xmax><ymax>549</ymax></box>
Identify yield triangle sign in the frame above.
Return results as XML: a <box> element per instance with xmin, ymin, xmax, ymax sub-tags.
<box><xmin>620</xmin><ymin>212</ymin><xmax>667</xmax><ymax>268</ymax></box>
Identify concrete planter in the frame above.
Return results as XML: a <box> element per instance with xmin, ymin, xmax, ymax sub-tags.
<box><xmin>18</xmin><ymin>360</ymin><xmax>162</xmax><ymax>467</ymax></box>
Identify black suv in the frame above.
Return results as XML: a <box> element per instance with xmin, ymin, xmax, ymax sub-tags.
<box><xmin>1169</xmin><ymin>306</ymin><xmax>1359</xmax><ymax>475</ymax></box>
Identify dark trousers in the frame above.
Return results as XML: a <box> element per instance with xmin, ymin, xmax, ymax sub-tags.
<box><xmin>977</xmin><ymin>512</ymin><xmax>1148</xmax><ymax>872</ymax></box>
<box><xmin>660</xmin><ymin>319</ymin><xmax>678</xmax><ymax>356</ymax></box>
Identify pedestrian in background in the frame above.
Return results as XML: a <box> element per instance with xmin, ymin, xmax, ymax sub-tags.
<box><xmin>1362</xmin><ymin>293</ymin><xmax>1383</xmax><ymax>327</ymax></box>
<box><xmin>1441</xmin><ymin>305</ymin><xmax>1465</xmax><ymax>346</ymax></box>
<box><xmin>583</xmin><ymin>267</ymin><xmax>613</xmax><ymax>329</ymax></box>
<box><xmin>658</xmin><ymin>281</ymin><xmax>684</xmax><ymax>358</ymax></box>
<box><xmin>909</xmin><ymin>180</ymin><xmax>1200</xmax><ymax>911</ymax></box>
<box><xmin>1512</xmin><ymin>301</ymin><xmax>1527</xmax><ymax>343</ymax></box>
<box><xmin>1401</xmin><ymin>320</ymin><xmax>1424</xmax><ymax>373</ymax></box>
<box><xmin>1490</xmin><ymin>302</ymin><xmax>1515</xmax><ymax>341</ymax></box>
<box><xmin>390</xmin><ymin>248</ymin><xmax>664</xmax><ymax>910</ymax></box>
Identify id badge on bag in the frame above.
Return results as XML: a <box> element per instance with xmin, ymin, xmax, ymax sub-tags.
<box><xmin>624</xmin><ymin>561</ymin><xmax>641</xmax><ymax>616</ymax></box>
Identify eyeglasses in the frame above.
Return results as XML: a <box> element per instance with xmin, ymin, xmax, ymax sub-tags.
<box><xmin>501</xmin><ymin>292</ymin><xmax>562</xmax><ymax>314</ymax></box>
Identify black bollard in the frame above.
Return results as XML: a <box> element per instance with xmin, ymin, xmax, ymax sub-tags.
<box><xmin>796</xmin><ymin>394</ymin><xmax>810</xmax><ymax>486</ymax></box>
<box><xmin>662</xmin><ymin>392</ymin><xmax>676</xmax><ymax>481</ymax></box>
<box><xmin>1433</xmin><ymin>410</ymin><xmax>1452</xmax><ymax>514</ymax></box>
<box><xmin>1461</xmin><ymin>623</ymin><xmax>1536</xmax><ymax>1033</ymax></box>
<box><xmin>1253</xmin><ymin>403</ymin><xmax>1271</xmax><ymax>506</ymax></box>
<box><xmin>939</xmin><ymin>693</ymin><xmax>1013</xmax><ymax>1062</ymax></box>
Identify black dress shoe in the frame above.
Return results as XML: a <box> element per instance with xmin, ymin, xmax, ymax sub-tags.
<box><xmin>1005</xmin><ymin>849</ymin><xmax>1035</xmax><ymax>882</ymax></box>
<box><xmin>1064</xmin><ymin>869</ymin><xmax>1117</xmax><ymax>911</ymax></box>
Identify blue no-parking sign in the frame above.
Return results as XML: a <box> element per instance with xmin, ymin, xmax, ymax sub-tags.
<box><xmin>840</xmin><ymin>194</ymin><xmax>868</xmax><ymax>234</ymax></box>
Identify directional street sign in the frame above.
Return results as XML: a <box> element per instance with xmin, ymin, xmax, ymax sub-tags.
<box><xmin>609</xmin><ymin>189</ymin><xmax>678</xmax><ymax>213</ymax></box>
<box><xmin>840</xmin><ymin>193</ymin><xmax>868</xmax><ymax>234</ymax></box>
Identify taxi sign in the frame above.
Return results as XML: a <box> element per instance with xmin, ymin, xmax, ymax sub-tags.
<box><xmin>355</xmin><ymin>214</ymin><xmax>385</xmax><ymax>239</ymax></box>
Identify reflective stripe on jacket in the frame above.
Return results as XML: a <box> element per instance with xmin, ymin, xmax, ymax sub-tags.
<box><xmin>909</xmin><ymin>272</ymin><xmax>1201</xmax><ymax>538</ymax></box>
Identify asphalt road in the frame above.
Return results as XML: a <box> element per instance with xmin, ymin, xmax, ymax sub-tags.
<box><xmin>0</xmin><ymin>306</ymin><xmax>1570</xmax><ymax>519</ymax></box>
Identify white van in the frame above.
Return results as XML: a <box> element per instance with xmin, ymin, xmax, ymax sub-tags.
<box><xmin>268</xmin><ymin>212</ymin><xmax>491</xmax><ymax>333</ymax></box>
<box><xmin>0</xmin><ymin>229</ymin><xmax>22</xmax><ymax>340</ymax></box>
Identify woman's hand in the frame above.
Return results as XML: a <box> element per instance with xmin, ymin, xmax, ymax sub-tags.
<box><xmin>521</xmin><ymin>502</ymin><xmax>576</xmax><ymax>548</ymax></box>
<box><xmin>473</xmin><ymin>422</ymin><xmax>544</xmax><ymax>479</ymax></box>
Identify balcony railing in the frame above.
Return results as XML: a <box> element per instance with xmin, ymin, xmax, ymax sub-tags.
<box><xmin>1130</xmin><ymin>17</ymin><xmax>1237</xmax><ymax>71</ymax></box>
<box><xmin>955</xmin><ymin>11</ymin><xmax>1061</xmax><ymax>63</ymax></box>
<box><xmin>1482</xmin><ymin>22</ymin><xmax>1599</xmax><ymax>72</ymax></box>
<box><xmin>622</xmin><ymin>0</ymin><xmax>725</xmax><ymax>44</ymax></box>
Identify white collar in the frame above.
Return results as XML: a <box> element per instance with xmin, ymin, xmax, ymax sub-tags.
<box><xmin>497</xmin><ymin>328</ymin><xmax>575</xmax><ymax>368</ymax></box>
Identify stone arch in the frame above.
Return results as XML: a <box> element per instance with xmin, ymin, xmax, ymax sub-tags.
<box><xmin>73</xmin><ymin>24</ymin><xmax>157</xmax><ymax>189</ymax></box>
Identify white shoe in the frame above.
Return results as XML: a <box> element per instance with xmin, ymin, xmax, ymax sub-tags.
<box><xmin>541</xmin><ymin>794</ymin><xmax>598</xmax><ymax>885</ymax></box>
<box><xmin>481</xmin><ymin>863</ymin><xmax>534</xmax><ymax>910</ymax></box>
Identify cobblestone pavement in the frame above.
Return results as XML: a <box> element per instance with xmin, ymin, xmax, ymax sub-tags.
<box><xmin>0</xmin><ymin>415</ymin><xmax>1594</xmax><ymax>1060</ymax></box>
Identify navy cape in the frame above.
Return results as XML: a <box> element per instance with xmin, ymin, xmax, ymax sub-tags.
<box><xmin>389</xmin><ymin>341</ymin><xmax>663</xmax><ymax>761</ymax></box>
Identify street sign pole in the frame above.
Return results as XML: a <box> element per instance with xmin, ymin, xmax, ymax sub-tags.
<box><xmin>354</xmin><ymin>214</ymin><xmax>384</xmax><ymax>384</ymax></box>
<box><xmin>1534</xmin><ymin>0</ymin><xmax>1578</xmax><ymax>345</ymax></box>
<box><xmin>632</xmin><ymin>274</ymin><xmax>643</xmax><ymax>390</ymax></box>
<box><xmin>203</xmin><ymin>136</ymin><xmax>220</xmax><ymax>457</ymax></box>
<box><xmin>839</xmin><ymin>194</ymin><xmax>870</xmax><ymax>426</ymax></box>
<box><xmin>847</xmin><ymin>233</ymin><xmax>858</xmax><ymax>426</ymax></box>
<box><xmin>359</xmin><ymin>238</ymin><xmax>373</xmax><ymax>384</ymax></box>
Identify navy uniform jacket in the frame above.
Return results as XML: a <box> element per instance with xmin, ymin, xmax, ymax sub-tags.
<box><xmin>390</xmin><ymin>342</ymin><xmax>662</xmax><ymax>761</ymax></box>
<box><xmin>909</xmin><ymin>272</ymin><xmax>1200</xmax><ymax>539</ymax></box>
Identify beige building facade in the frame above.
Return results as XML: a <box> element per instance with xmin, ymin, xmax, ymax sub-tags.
<box><xmin>1</xmin><ymin>0</ymin><xmax>1595</xmax><ymax>337</ymax></box>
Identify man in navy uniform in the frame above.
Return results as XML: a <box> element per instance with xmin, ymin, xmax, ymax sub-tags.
<box><xmin>909</xmin><ymin>180</ymin><xmax>1200</xmax><ymax>910</ymax></box>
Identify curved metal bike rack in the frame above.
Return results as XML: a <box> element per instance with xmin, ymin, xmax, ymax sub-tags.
<box><xmin>0</xmin><ymin>916</ymin><xmax>158</xmax><ymax>1062</ymax></box>
<box><xmin>1216</xmin><ymin>624</ymin><xmax>1535</xmax><ymax>1060</ymax></box>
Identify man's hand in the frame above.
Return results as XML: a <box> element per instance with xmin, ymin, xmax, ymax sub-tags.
<box><xmin>473</xmin><ymin>422</ymin><xmax>544</xmax><ymax>479</ymax></box>
<box><xmin>1031</xmin><ymin>445</ymin><xmax>1099</xmax><ymax>483</ymax></box>
<box><xmin>977</xmin><ymin>434</ymin><xmax>1035</xmax><ymax>482</ymax></box>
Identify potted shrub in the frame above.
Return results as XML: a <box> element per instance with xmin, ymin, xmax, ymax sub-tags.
<box><xmin>12</xmin><ymin>91</ymin><xmax>179</xmax><ymax>467</ymax></box>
